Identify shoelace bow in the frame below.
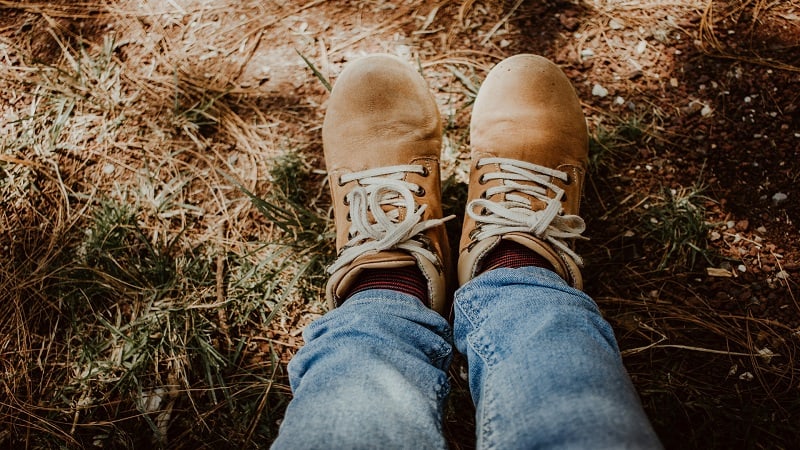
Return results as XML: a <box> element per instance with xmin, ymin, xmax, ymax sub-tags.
<box><xmin>327</xmin><ymin>165</ymin><xmax>454</xmax><ymax>275</ymax></box>
<box><xmin>467</xmin><ymin>157</ymin><xmax>586</xmax><ymax>266</ymax></box>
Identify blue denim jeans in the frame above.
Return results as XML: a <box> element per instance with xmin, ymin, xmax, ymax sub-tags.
<box><xmin>271</xmin><ymin>267</ymin><xmax>662</xmax><ymax>449</ymax></box>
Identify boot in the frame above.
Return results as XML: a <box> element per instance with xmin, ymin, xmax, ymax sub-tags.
<box><xmin>323</xmin><ymin>54</ymin><xmax>452</xmax><ymax>314</ymax></box>
<box><xmin>458</xmin><ymin>54</ymin><xmax>589</xmax><ymax>288</ymax></box>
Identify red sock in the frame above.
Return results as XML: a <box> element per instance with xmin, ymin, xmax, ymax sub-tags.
<box><xmin>478</xmin><ymin>240</ymin><xmax>555</xmax><ymax>273</ymax></box>
<box><xmin>345</xmin><ymin>266</ymin><xmax>429</xmax><ymax>305</ymax></box>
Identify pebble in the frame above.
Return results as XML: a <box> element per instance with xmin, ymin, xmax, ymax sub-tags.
<box><xmin>592</xmin><ymin>83</ymin><xmax>609</xmax><ymax>97</ymax></box>
<box><xmin>775</xmin><ymin>270</ymin><xmax>790</xmax><ymax>280</ymax></box>
<box><xmin>738</xmin><ymin>265</ymin><xmax>747</xmax><ymax>272</ymax></box>
<box><xmin>701</xmin><ymin>105</ymin><xmax>713</xmax><ymax>117</ymax></box>
<box><xmin>580</xmin><ymin>48</ymin><xmax>595</xmax><ymax>58</ymax></box>
<box><xmin>756</xmin><ymin>226</ymin><xmax>767</xmax><ymax>234</ymax></box>
<box><xmin>609</xmin><ymin>18</ymin><xmax>624</xmax><ymax>30</ymax></box>
<box><xmin>772</xmin><ymin>192</ymin><xmax>788</xmax><ymax>205</ymax></box>
<box><xmin>102</xmin><ymin>163</ymin><xmax>115</xmax><ymax>175</ymax></box>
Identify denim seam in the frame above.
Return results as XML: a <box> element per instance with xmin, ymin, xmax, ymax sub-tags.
<box><xmin>468</xmin><ymin>329</ymin><xmax>498</xmax><ymax>449</ymax></box>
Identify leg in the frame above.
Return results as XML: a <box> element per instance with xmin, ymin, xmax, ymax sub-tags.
<box><xmin>456</xmin><ymin>54</ymin><xmax>662</xmax><ymax>448</ymax></box>
<box><xmin>273</xmin><ymin>290</ymin><xmax>452</xmax><ymax>450</ymax></box>
<box><xmin>454</xmin><ymin>267</ymin><xmax>661</xmax><ymax>449</ymax></box>
<box><xmin>273</xmin><ymin>54</ymin><xmax>454</xmax><ymax>448</ymax></box>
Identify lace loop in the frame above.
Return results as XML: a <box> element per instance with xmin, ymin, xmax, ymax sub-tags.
<box><xmin>327</xmin><ymin>165</ymin><xmax>453</xmax><ymax>275</ymax></box>
<box><xmin>467</xmin><ymin>157</ymin><xmax>586</xmax><ymax>266</ymax></box>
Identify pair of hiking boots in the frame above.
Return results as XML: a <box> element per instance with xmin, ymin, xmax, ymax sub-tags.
<box><xmin>322</xmin><ymin>54</ymin><xmax>588</xmax><ymax>315</ymax></box>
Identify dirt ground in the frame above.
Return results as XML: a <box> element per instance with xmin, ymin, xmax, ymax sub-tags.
<box><xmin>2</xmin><ymin>0</ymin><xmax>799</xmax><ymax>448</ymax></box>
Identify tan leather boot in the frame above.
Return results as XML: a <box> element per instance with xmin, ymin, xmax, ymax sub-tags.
<box><xmin>458</xmin><ymin>54</ymin><xmax>589</xmax><ymax>288</ymax></box>
<box><xmin>323</xmin><ymin>54</ymin><xmax>452</xmax><ymax>314</ymax></box>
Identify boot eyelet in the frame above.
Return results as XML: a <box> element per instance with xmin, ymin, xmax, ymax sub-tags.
<box><xmin>337</xmin><ymin>178</ymin><xmax>346</xmax><ymax>187</ymax></box>
<box><xmin>564</xmin><ymin>174</ymin><xmax>572</xmax><ymax>185</ymax></box>
<box><xmin>420</xmin><ymin>166</ymin><xmax>430</xmax><ymax>177</ymax></box>
<box><xmin>480</xmin><ymin>191</ymin><xmax>488</xmax><ymax>199</ymax></box>
<box><xmin>415</xmin><ymin>187</ymin><xmax>426</xmax><ymax>197</ymax></box>
<box><xmin>346</xmin><ymin>212</ymin><xmax>352</xmax><ymax>222</ymax></box>
<box><xmin>478</xmin><ymin>175</ymin><xmax>487</xmax><ymax>185</ymax></box>
<box><xmin>343</xmin><ymin>196</ymin><xmax>350</xmax><ymax>206</ymax></box>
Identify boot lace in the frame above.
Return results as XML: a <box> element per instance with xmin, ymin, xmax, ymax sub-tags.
<box><xmin>327</xmin><ymin>164</ymin><xmax>454</xmax><ymax>275</ymax></box>
<box><xmin>467</xmin><ymin>157</ymin><xmax>586</xmax><ymax>265</ymax></box>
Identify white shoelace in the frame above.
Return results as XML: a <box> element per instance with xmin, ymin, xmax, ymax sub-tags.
<box><xmin>327</xmin><ymin>165</ymin><xmax>454</xmax><ymax>275</ymax></box>
<box><xmin>467</xmin><ymin>157</ymin><xmax>586</xmax><ymax>265</ymax></box>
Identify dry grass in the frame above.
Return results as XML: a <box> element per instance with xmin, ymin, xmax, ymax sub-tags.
<box><xmin>1</xmin><ymin>0</ymin><xmax>799</xmax><ymax>448</ymax></box>
<box><xmin>699</xmin><ymin>0</ymin><xmax>800</xmax><ymax>72</ymax></box>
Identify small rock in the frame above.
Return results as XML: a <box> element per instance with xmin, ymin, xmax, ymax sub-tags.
<box><xmin>701</xmin><ymin>105</ymin><xmax>713</xmax><ymax>117</ymax></box>
<box><xmin>726</xmin><ymin>220</ymin><xmax>736</xmax><ymax>229</ymax></box>
<box><xmin>775</xmin><ymin>270</ymin><xmax>790</xmax><ymax>280</ymax></box>
<box><xmin>709</xmin><ymin>231</ymin><xmax>721</xmax><ymax>241</ymax></box>
<box><xmin>102</xmin><ymin>163</ymin><xmax>115</xmax><ymax>175</ymax></box>
<box><xmin>684</xmin><ymin>101</ymin><xmax>703</xmax><ymax>115</ymax></box>
<box><xmin>636</xmin><ymin>40</ymin><xmax>647</xmax><ymax>54</ymax></box>
<box><xmin>580</xmin><ymin>48</ymin><xmax>595</xmax><ymax>58</ymax></box>
<box><xmin>758</xmin><ymin>347</ymin><xmax>775</xmax><ymax>364</ymax></box>
<box><xmin>772</xmin><ymin>192</ymin><xmax>788</xmax><ymax>205</ymax></box>
<box><xmin>756</xmin><ymin>226</ymin><xmax>767</xmax><ymax>234</ymax></box>
<box><xmin>592</xmin><ymin>83</ymin><xmax>609</xmax><ymax>97</ymax></box>
<box><xmin>739</xmin><ymin>372</ymin><xmax>754</xmax><ymax>381</ymax></box>
<box><xmin>614</xmin><ymin>96</ymin><xmax>625</xmax><ymax>105</ymax></box>
<box><xmin>738</xmin><ymin>264</ymin><xmax>747</xmax><ymax>273</ymax></box>
<box><xmin>609</xmin><ymin>18</ymin><xmax>624</xmax><ymax>30</ymax></box>
<box><xmin>670</xmin><ymin>77</ymin><xmax>679</xmax><ymax>87</ymax></box>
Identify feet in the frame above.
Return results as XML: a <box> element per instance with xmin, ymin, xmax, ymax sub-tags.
<box><xmin>323</xmin><ymin>54</ymin><xmax>452</xmax><ymax>314</ymax></box>
<box><xmin>322</xmin><ymin>53</ymin><xmax>588</xmax><ymax>315</ymax></box>
<box><xmin>457</xmin><ymin>54</ymin><xmax>589</xmax><ymax>289</ymax></box>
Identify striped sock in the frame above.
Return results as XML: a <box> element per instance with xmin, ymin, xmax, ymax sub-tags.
<box><xmin>478</xmin><ymin>240</ymin><xmax>555</xmax><ymax>273</ymax></box>
<box><xmin>345</xmin><ymin>266</ymin><xmax>429</xmax><ymax>305</ymax></box>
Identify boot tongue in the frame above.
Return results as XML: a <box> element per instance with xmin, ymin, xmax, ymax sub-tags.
<box><xmin>494</xmin><ymin>177</ymin><xmax>553</xmax><ymax>213</ymax></box>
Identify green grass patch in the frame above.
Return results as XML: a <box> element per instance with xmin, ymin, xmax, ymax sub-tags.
<box><xmin>641</xmin><ymin>184</ymin><xmax>714</xmax><ymax>271</ymax></box>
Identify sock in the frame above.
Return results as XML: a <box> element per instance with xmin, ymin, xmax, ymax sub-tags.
<box><xmin>478</xmin><ymin>240</ymin><xmax>555</xmax><ymax>273</ymax></box>
<box><xmin>345</xmin><ymin>266</ymin><xmax>429</xmax><ymax>305</ymax></box>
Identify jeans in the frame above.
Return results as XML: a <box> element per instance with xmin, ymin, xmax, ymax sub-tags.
<box><xmin>271</xmin><ymin>267</ymin><xmax>662</xmax><ymax>449</ymax></box>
